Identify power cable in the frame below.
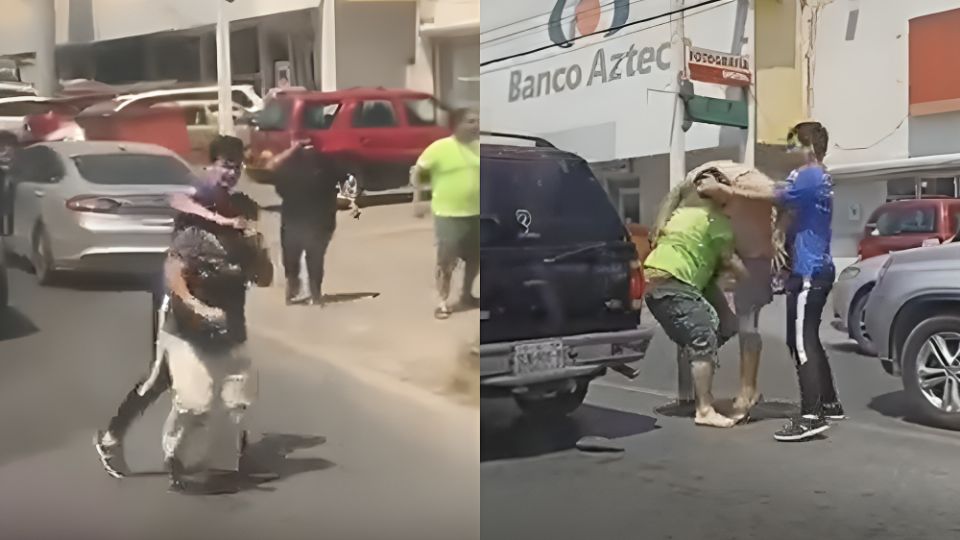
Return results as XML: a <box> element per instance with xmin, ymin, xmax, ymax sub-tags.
<box><xmin>481</xmin><ymin>0</ymin><xmax>725</xmax><ymax>68</ymax></box>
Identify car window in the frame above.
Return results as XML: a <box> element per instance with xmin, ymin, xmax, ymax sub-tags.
<box><xmin>404</xmin><ymin>98</ymin><xmax>439</xmax><ymax>126</ymax></box>
<box><xmin>231</xmin><ymin>90</ymin><xmax>254</xmax><ymax>109</ymax></box>
<box><xmin>480</xmin><ymin>150</ymin><xmax>626</xmax><ymax>247</ymax></box>
<box><xmin>302</xmin><ymin>102</ymin><xmax>342</xmax><ymax>130</ymax></box>
<box><xmin>0</xmin><ymin>101</ymin><xmax>74</xmax><ymax>117</ymax></box>
<box><xmin>352</xmin><ymin>100</ymin><xmax>398</xmax><ymax>128</ymax></box>
<box><xmin>257</xmin><ymin>99</ymin><xmax>290</xmax><ymax>131</ymax></box>
<box><xmin>874</xmin><ymin>206</ymin><xmax>937</xmax><ymax>236</ymax></box>
<box><xmin>11</xmin><ymin>146</ymin><xmax>64</xmax><ymax>183</ymax></box>
<box><xmin>72</xmin><ymin>154</ymin><xmax>193</xmax><ymax>186</ymax></box>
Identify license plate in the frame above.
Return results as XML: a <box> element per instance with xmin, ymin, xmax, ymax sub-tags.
<box><xmin>512</xmin><ymin>340</ymin><xmax>567</xmax><ymax>375</ymax></box>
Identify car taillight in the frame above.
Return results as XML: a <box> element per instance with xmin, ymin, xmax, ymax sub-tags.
<box><xmin>629</xmin><ymin>259</ymin><xmax>645</xmax><ymax>310</ymax></box>
<box><xmin>66</xmin><ymin>196</ymin><xmax>122</xmax><ymax>213</ymax></box>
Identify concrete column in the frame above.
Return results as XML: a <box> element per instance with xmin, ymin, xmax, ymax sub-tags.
<box><xmin>216</xmin><ymin>2</ymin><xmax>235</xmax><ymax>135</ymax></box>
<box><xmin>35</xmin><ymin>0</ymin><xmax>57</xmax><ymax>96</ymax></box>
<box><xmin>318</xmin><ymin>0</ymin><xmax>338</xmax><ymax>91</ymax></box>
<box><xmin>258</xmin><ymin>25</ymin><xmax>273</xmax><ymax>94</ymax></box>
<box><xmin>668</xmin><ymin>0</ymin><xmax>686</xmax><ymax>188</ymax></box>
<box><xmin>406</xmin><ymin>1</ymin><xmax>435</xmax><ymax>94</ymax></box>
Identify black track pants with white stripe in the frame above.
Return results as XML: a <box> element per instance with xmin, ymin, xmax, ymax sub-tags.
<box><xmin>785</xmin><ymin>272</ymin><xmax>840</xmax><ymax>416</ymax></box>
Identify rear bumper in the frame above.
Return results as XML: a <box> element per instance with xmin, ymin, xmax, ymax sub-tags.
<box><xmin>480</xmin><ymin>327</ymin><xmax>655</xmax><ymax>387</ymax></box>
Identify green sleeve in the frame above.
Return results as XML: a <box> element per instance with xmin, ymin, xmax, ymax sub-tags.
<box><xmin>650</xmin><ymin>179</ymin><xmax>693</xmax><ymax>241</ymax></box>
<box><xmin>416</xmin><ymin>139</ymin><xmax>442</xmax><ymax>171</ymax></box>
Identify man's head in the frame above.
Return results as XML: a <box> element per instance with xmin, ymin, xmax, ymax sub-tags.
<box><xmin>451</xmin><ymin>108</ymin><xmax>479</xmax><ymax>142</ymax></box>
<box><xmin>786</xmin><ymin>121</ymin><xmax>829</xmax><ymax>164</ymax></box>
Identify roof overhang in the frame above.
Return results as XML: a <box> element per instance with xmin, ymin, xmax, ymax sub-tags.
<box><xmin>827</xmin><ymin>153</ymin><xmax>960</xmax><ymax>180</ymax></box>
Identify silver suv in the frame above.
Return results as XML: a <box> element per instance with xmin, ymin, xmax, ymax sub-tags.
<box><xmin>864</xmin><ymin>240</ymin><xmax>960</xmax><ymax>430</ymax></box>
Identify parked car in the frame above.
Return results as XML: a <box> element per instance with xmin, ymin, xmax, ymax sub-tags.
<box><xmin>864</xmin><ymin>239</ymin><xmax>960</xmax><ymax>430</ymax></box>
<box><xmin>115</xmin><ymin>84</ymin><xmax>264</xmax><ymax>115</ymax></box>
<box><xmin>858</xmin><ymin>198</ymin><xmax>960</xmax><ymax>260</ymax></box>
<box><xmin>4</xmin><ymin>141</ymin><xmax>195</xmax><ymax>284</ymax></box>
<box><xmin>479</xmin><ymin>135</ymin><xmax>654</xmax><ymax>418</ymax></box>
<box><xmin>832</xmin><ymin>254</ymin><xmax>889</xmax><ymax>355</ymax></box>
<box><xmin>245</xmin><ymin>87</ymin><xmax>451</xmax><ymax>197</ymax></box>
<box><xmin>172</xmin><ymin>99</ymin><xmax>248</xmax><ymax>163</ymax></box>
<box><xmin>0</xmin><ymin>97</ymin><xmax>79</xmax><ymax>140</ymax></box>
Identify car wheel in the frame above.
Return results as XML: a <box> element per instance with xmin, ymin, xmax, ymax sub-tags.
<box><xmin>32</xmin><ymin>227</ymin><xmax>57</xmax><ymax>286</ymax></box>
<box><xmin>900</xmin><ymin>315</ymin><xmax>960</xmax><ymax>431</ymax></box>
<box><xmin>849</xmin><ymin>289</ymin><xmax>877</xmax><ymax>356</ymax></box>
<box><xmin>514</xmin><ymin>381</ymin><xmax>589</xmax><ymax>419</ymax></box>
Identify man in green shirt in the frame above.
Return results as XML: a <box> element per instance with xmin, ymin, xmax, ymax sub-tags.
<box><xmin>644</xmin><ymin>173</ymin><xmax>746</xmax><ymax>428</ymax></box>
<box><xmin>411</xmin><ymin>108</ymin><xmax>480</xmax><ymax>319</ymax></box>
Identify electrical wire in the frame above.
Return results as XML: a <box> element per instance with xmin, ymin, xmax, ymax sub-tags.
<box><xmin>831</xmin><ymin>116</ymin><xmax>907</xmax><ymax>151</ymax></box>
<box><xmin>480</xmin><ymin>0</ymin><xmax>735</xmax><ymax>76</ymax></box>
<box><xmin>481</xmin><ymin>0</ymin><xmax>724</xmax><ymax>68</ymax></box>
<box><xmin>481</xmin><ymin>0</ymin><xmax>648</xmax><ymax>49</ymax></box>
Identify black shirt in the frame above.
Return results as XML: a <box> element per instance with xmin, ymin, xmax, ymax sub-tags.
<box><xmin>274</xmin><ymin>149</ymin><xmax>339</xmax><ymax>226</ymax></box>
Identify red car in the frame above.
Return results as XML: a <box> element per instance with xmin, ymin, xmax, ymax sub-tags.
<box><xmin>246</xmin><ymin>87</ymin><xmax>451</xmax><ymax>196</ymax></box>
<box><xmin>858</xmin><ymin>197</ymin><xmax>960</xmax><ymax>260</ymax></box>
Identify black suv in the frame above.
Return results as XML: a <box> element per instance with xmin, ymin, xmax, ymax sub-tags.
<box><xmin>480</xmin><ymin>136</ymin><xmax>654</xmax><ymax>418</ymax></box>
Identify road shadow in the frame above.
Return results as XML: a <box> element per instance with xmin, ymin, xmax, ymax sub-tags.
<box><xmin>827</xmin><ymin>341</ymin><xmax>866</xmax><ymax>355</ymax></box>
<box><xmin>230</xmin><ymin>433</ymin><xmax>335</xmax><ymax>493</ymax></box>
<box><xmin>866</xmin><ymin>390</ymin><xmax>946</xmax><ymax>430</ymax></box>
<box><xmin>0</xmin><ymin>306</ymin><xmax>38</xmax><ymax>341</ymax></box>
<box><xmin>287</xmin><ymin>291</ymin><xmax>381</xmax><ymax>306</ymax></box>
<box><xmin>481</xmin><ymin>403</ymin><xmax>659</xmax><ymax>463</ymax></box>
<box><xmin>654</xmin><ymin>398</ymin><xmax>798</xmax><ymax>424</ymax></box>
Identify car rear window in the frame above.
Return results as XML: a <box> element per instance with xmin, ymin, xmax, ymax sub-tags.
<box><xmin>302</xmin><ymin>101</ymin><xmax>341</xmax><ymax>130</ymax></box>
<box><xmin>872</xmin><ymin>206</ymin><xmax>937</xmax><ymax>236</ymax></box>
<box><xmin>73</xmin><ymin>154</ymin><xmax>193</xmax><ymax>186</ymax></box>
<box><xmin>481</xmin><ymin>150</ymin><xmax>626</xmax><ymax>247</ymax></box>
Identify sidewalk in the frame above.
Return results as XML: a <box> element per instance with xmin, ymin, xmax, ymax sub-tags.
<box><xmin>243</xmin><ymin>180</ymin><xmax>479</xmax><ymax>407</ymax></box>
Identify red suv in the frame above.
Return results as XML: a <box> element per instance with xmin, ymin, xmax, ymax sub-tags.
<box><xmin>246</xmin><ymin>87</ymin><xmax>450</xmax><ymax>196</ymax></box>
<box><xmin>859</xmin><ymin>198</ymin><xmax>960</xmax><ymax>260</ymax></box>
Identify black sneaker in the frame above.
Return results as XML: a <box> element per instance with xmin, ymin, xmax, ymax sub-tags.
<box><xmin>823</xmin><ymin>402</ymin><xmax>846</xmax><ymax>421</ymax></box>
<box><xmin>774</xmin><ymin>415</ymin><xmax>831</xmax><ymax>442</ymax></box>
<box><xmin>94</xmin><ymin>431</ymin><xmax>130</xmax><ymax>479</ymax></box>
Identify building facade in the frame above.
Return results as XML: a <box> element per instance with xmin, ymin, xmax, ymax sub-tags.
<box><xmin>0</xmin><ymin>0</ymin><xmax>475</xmax><ymax>108</ymax></box>
<box><xmin>811</xmin><ymin>0</ymin><xmax>960</xmax><ymax>258</ymax></box>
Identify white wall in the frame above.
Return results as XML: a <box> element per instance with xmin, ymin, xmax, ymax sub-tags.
<box><xmin>480</xmin><ymin>0</ymin><xmax>742</xmax><ymax>162</ymax></box>
<box><xmin>336</xmin><ymin>1</ymin><xmax>416</xmax><ymax>89</ymax></box>
<box><xmin>812</xmin><ymin>0</ymin><xmax>960</xmax><ymax>167</ymax></box>
<box><xmin>0</xmin><ymin>0</ymin><xmax>322</xmax><ymax>54</ymax></box>
<box><xmin>831</xmin><ymin>179</ymin><xmax>887</xmax><ymax>258</ymax></box>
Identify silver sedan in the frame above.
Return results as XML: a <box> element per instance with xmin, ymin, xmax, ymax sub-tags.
<box><xmin>864</xmin><ymin>240</ymin><xmax>960</xmax><ymax>430</ymax></box>
<box><xmin>831</xmin><ymin>254</ymin><xmax>889</xmax><ymax>355</ymax></box>
<box><xmin>3</xmin><ymin>141</ymin><xmax>194</xmax><ymax>284</ymax></box>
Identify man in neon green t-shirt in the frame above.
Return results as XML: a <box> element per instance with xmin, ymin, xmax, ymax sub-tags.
<box><xmin>411</xmin><ymin>108</ymin><xmax>480</xmax><ymax>319</ymax></box>
<box><xmin>644</xmin><ymin>174</ymin><xmax>746</xmax><ymax>428</ymax></box>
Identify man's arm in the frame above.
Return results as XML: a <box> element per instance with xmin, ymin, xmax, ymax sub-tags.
<box><xmin>649</xmin><ymin>178</ymin><xmax>694</xmax><ymax>246</ymax></box>
<box><xmin>169</xmin><ymin>193</ymin><xmax>244</xmax><ymax>229</ymax></box>
<box><xmin>698</xmin><ymin>180</ymin><xmax>777</xmax><ymax>203</ymax></box>
<box><xmin>244</xmin><ymin>230</ymin><xmax>274</xmax><ymax>288</ymax></box>
<box><xmin>412</xmin><ymin>141</ymin><xmax>438</xmax><ymax>216</ymax></box>
<box><xmin>266</xmin><ymin>140</ymin><xmax>304</xmax><ymax>172</ymax></box>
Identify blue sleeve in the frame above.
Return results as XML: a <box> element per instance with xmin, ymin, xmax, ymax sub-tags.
<box><xmin>775</xmin><ymin>168</ymin><xmax>821</xmax><ymax>207</ymax></box>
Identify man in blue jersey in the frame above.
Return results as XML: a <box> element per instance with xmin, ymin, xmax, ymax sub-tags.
<box><xmin>701</xmin><ymin>121</ymin><xmax>843</xmax><ymax>442</ymax></box>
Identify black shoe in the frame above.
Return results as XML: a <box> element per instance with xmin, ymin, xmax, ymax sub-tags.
<box><xmin>774</xmin><ymin>415</ymin><xmax>831</xmax><ymax>442</ymax></box>
<box><xmin>458</xmin><ymin>294</ymin><xmax>480</xmax><ymax>309</ymax></box>
<box><xmin>94</xmin><ymin>431</ymin><xmax>130</xmax><ymax>479</ymax></box>
<box><xmin>823</xmin><ymin>401</ymin><xmax>846</xmax><ymax>421</ymax></box>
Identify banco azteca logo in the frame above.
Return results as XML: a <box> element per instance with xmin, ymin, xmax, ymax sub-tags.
<box><xmin>548</xmin><ymin>0</ymin><xmax>630</xmax><ymax>48</ymax></box>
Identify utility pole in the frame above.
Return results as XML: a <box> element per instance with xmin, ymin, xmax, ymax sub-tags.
<box><xmin>741</xmin><ymin>0</ymin><xmax>756</xmax><ymax>167</ymax></box>
<box><xmin>669</xmin><ymin>0</ymin><xmax>686</xmax><ymax>188</ymax></box>
<box><xmin>216</xmin><ymin>0</ymin><xmax>235</xmax><ymax>135</ymax></box>
<box><xmin>36</xmin><ymin>0</ymin><xmax>57</xmax><ymax>97</ymax></box>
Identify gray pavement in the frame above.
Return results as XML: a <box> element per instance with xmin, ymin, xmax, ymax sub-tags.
<box><xmin>481</xmin><ymin>296</ymin><xmax>960</xmax><ymax>540</ymax></box>
<box><xmin>0</xmin><ymin>266</ymin><xmax>478</xmax><ymax>540</ymax></box>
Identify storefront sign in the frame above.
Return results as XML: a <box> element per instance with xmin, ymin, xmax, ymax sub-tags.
<box><xmin>686</xmin><ymin>46</ymin><xmax>751</xmax><ymax>87</ymax></box>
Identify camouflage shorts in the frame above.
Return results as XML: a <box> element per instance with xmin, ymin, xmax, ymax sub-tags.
<box><xmin>645</xmin><ymin>279</ymin><xmax>735</xmax><ymax>365</ymax></box>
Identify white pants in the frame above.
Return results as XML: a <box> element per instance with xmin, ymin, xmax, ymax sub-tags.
<box><xmin>144</xmin><ymin>297</ymin><xmax>257</xmax><ymax>472</ymax></box>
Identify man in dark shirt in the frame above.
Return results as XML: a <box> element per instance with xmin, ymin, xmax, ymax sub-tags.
<box><xmin>267</xmin><ymin>139</ymin><xmax>341</xmax><ymax>305</ymax></box>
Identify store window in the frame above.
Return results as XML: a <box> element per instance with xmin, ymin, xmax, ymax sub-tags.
<box><xmin>920</xmin><ymin>177</ymin><xmax>957</xmax><ymax>198</ymax></box>
<box><xmin>886</xmin><ymin>178</ymin><xmax>917</xmax><ymax>202</ymax></box>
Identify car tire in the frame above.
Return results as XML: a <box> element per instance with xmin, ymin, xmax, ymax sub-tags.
<box><xmin>849</xmin><ymin>288</ymin><xmax>877</xmax><ymax>356</ymax></box>
<box><xmin>31</xmin><ymin>226</ymin><xmax>57</xmax><ymax>286</ymax></box>
<box><xmin>900</xmin><ymin>314</ymin><xmax>960</xmax><ymax>431</ymax></box>
<box><xmin>514</xmin><ymin>381</ymin><xmax>589</xmax><ymax>419</ymax></box>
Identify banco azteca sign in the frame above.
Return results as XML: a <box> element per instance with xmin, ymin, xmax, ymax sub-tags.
<box><xmin>508</xmin><ymin>0</ymin><xmax>671</xmax><ymax>103</ymax></box>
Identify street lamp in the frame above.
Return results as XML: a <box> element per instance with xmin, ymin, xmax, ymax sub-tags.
<box><xmin>216</xmin><ymin>0</ymin><xmax>236</xmax><ymax>135</ymax></box>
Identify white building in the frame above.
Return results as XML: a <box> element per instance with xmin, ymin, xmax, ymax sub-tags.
<box><xmin>813</xmin><ymin>0</ymin><xmax>960</xmax><ymax>258</ymax></box>
<box><xmin>0</xmin><ymin>0</ymin><xmax>477</xmax><ymax>108</ymax></box>
<box><xmin>481</xmin><ymin>0</ymin><xmax>761</xmax><ymax>226</ymax></box>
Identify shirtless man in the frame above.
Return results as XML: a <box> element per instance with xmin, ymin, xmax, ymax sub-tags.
<box><xmin>644</xmin><ymin>172</ymin><xmax>747</xmax><ymax>427</ymax></box>
<box><xmin>650</xmin><ymin>161</ymin><xmax>780</xmax><ymax>419</ymax></box>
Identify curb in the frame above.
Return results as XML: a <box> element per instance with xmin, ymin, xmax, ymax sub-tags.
<box><xmin>251</xmin><ymin>325</ymin><xmax>478</xmax><ymax>419</ymax></box>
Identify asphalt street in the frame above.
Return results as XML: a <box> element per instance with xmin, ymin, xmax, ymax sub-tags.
<box><xmin>0</xmin><ymin>265</ymin><xmax>479</xmax><ymax>540</ymax></box>
<box><xmin>481</xmin><ymin>297</ymin><xmax>960</xmax><ymax>540</ymax></box>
